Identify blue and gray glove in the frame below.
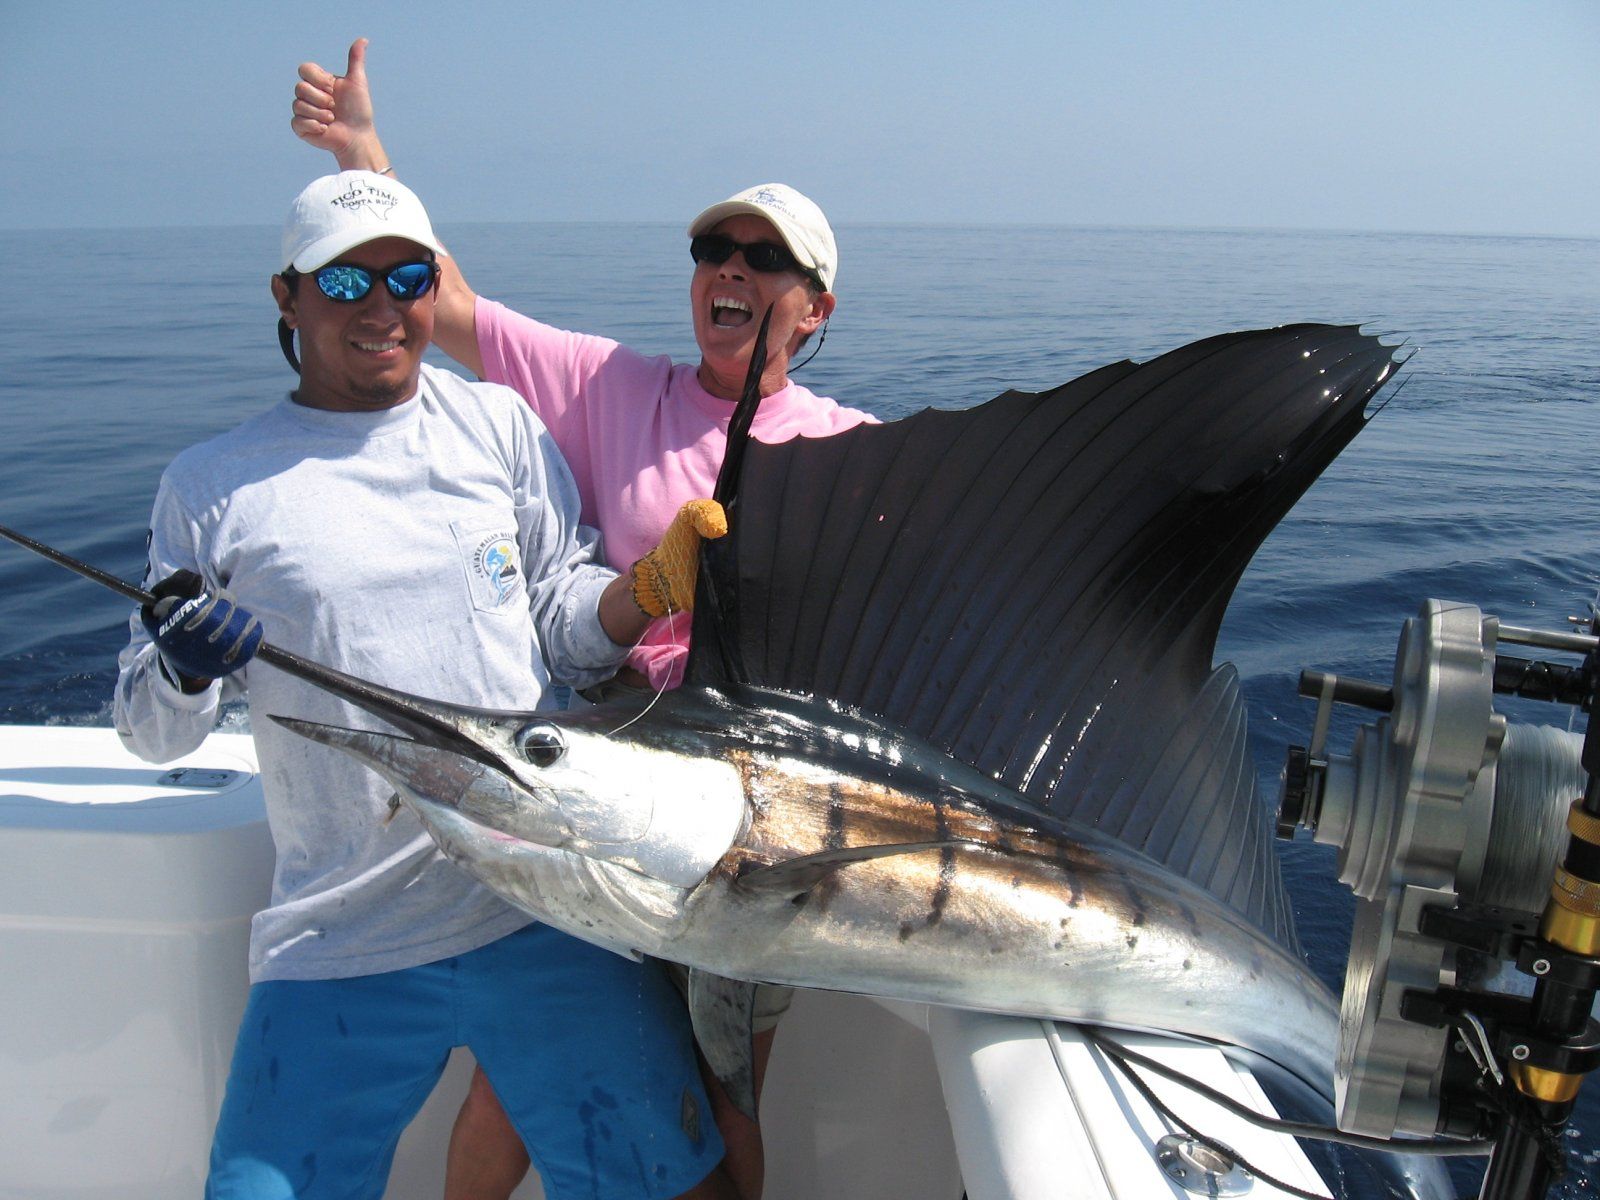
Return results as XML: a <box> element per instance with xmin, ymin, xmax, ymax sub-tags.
<box><xmin>140</xmin><ymin>569</ymin><xmax>264</xmax><ymax>688</ymax></box>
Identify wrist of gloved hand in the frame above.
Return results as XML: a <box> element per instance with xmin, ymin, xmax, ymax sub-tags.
<box><xmin>629</xmin><ymin>499</ymin><xmax>727</xmax><ymax>618</ymax></box>
<box><xmin>139</xmin><ymin>569</ymin><xmax>264</xmax><ymax>685</ymax></box>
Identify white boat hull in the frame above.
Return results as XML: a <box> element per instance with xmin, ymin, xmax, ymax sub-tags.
<box><xmin>0</xmin><ymin>725</ymin><xmax>1341</xmax><ymax>1200</ymax></box>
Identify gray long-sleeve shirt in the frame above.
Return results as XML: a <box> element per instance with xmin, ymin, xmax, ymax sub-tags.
<box><xmin>114</xmin><ymin>365</ymin><xmax>628</xmax><ymax>981</ymax></box>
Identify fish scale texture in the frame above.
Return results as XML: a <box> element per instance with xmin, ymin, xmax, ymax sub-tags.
<box><xmin>691</xmin><ymin>324</ymin><xmax>1401</xmax><ymax>949</ymax></box>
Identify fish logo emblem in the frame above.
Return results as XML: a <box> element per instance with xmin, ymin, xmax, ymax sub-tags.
<box><xmin>472</xmin><ymin>536</ymin><xmax>520</xmax><ymax>608</ymax></box>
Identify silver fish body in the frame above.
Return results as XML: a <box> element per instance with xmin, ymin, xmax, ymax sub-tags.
<box><xmin>278</xmin><ymin>683</ymin><xmax>1338</xmax><ymax>1091</ymax></box>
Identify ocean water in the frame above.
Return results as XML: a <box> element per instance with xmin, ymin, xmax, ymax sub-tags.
<box><xmin>2</xmin><ymin>221</ymin><xmax>1598</xmax><ymax>1194</ymax></box>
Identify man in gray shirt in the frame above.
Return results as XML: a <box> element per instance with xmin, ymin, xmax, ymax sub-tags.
<box><xmin>114</xmin><ymin>170</ymin><xmax>735</xmax><ymax>1200</ymax></box>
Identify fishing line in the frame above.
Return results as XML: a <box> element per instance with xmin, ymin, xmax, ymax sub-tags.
<box><xmin>1570</xmin><ymin>586</ymin><xmax>1599</xmax><ymax>735</ymax></box>
<box><xmin>1456</xmin><ymin>1012</ymin><xmax>1504</xmax><ymax>1089</ymax></box>
<box><xmin>601</xmin><ymin>607</ymin><xmax>678</xmax><ymax>738</ymax></box>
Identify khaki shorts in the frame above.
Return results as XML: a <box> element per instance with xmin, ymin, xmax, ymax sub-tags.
<box><xmin>663</xmin><ymin>961</ymin><xmax>796</xmax><ymax>1034</ymax></box>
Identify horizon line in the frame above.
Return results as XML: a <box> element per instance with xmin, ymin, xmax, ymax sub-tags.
<box><xmin>1</xmin><ymin>217</ymin><xmax>1597</xmax><ymax>245</ymax></box>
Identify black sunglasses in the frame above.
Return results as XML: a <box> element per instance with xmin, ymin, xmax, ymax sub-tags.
<box><xmin>288</xmin><ymin>260</ymin><xmax>440</xmax><ymax>303</ymax></box>
<box><xmin>690</xmin><ymin>234</ymin><xmax>818</xmax><ymax>285</ymax></box>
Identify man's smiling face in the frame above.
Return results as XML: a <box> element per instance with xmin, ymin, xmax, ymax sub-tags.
<box><xmin>273</xmin><ymin>236</ymin><xmax>437</xmax><ymax>413</ymax></box>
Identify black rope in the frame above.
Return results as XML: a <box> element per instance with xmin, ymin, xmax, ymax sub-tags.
<box><xmin>1083</xmin><ymin>1030</ymin><xmax>1334</xmax><ymax>1200</ymax></box>
<box><xmin>1082</xmin><ymin>1030</ymin><xmax>1492</xmax><ymax>1157</ymax></box>
<box><xmin>1080</xmin><ymin>1029</ymin><xmax>1506</xmax><ymax>1200</ymax></box>
<box><xmin>277</xmin><ymin>317</ymin><xmax>300</xmax><ymax>373</ymax></box>
<box><xmin>1460</xmin><ymin>1050</ymin><xmax>1570</xmax><ymax>1182</ymax></box>
<box><xmin>788</xmin><ymin>317</ymin><xmax>828</xmax><ymax>373</ymax></box>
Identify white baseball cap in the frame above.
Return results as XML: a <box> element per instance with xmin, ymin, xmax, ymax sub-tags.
<box><xmin>281</xmin><ymin>171</ymin><xmax>445</xmax><ymax>272</ymax></box>
<box><xmin>688</xmin><ymin>183</ymin><xmax>838</xmax><ymax>292</ymax></box>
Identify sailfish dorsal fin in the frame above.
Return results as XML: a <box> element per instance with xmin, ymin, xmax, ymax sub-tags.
<box><xmin>688</xmin><ymin>324</ymin><xmax>1400</xmax><ymax>946</ymax></box>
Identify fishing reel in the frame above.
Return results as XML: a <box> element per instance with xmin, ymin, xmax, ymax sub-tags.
<box><xmin>1277</xmin><ymin>599</ymin><xmax>1600</xmax><ymax>1195</ymax></box>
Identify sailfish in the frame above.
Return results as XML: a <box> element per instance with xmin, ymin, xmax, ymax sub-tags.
<box><xmin>221</xmin><ymin>323</ymin><xmax>1428</xmax><ymax>1187</ymax></box>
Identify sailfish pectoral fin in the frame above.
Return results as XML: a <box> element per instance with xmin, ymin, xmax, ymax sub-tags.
<box><xmin>685</xmin><ymin>967</ymin><xmax>760</xmax><ymax>1121</ymax></box>
<box><xmin>734</xmin><ymin>839</ymin><xmax>993</xmax><ymax>900</ymax></box>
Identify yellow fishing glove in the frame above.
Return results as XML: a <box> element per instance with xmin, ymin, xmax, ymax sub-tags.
<box><xmin>629</xmin><ymin>499</ymin><xmax>728</xmax><ymax>618</ymax></box>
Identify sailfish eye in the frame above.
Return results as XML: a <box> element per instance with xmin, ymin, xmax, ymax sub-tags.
<box><xmin>514</xmin><ymin>722</ymin><xmax>566</xmax><ymax>768</ymax></box>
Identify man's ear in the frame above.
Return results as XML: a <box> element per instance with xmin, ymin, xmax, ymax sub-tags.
<box><xmin>271</xmin><ymin>274</ymin><xmax>297</xmax><ymax>328</ymax></box>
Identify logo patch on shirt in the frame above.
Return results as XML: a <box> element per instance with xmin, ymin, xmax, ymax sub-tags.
<box><xmin>468</xmin><ymin>533</ymin><xmax>522</xmax><ymax>609</ymax></box>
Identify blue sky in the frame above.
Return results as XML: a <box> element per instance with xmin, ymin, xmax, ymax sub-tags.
<box><xmin>5</xmin><ymin>1</ymin><xmax>1597</xmax><ymax>236</ymax></box>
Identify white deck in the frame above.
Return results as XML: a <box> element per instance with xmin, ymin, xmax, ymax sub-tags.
<box><xmin>0</xmin><ymin>725</ymin><xmax>1332</xmax><ymax>1200</ymax></box>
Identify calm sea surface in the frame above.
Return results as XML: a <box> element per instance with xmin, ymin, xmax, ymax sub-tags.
<box><xmin>2</xmin><ymin>222</ymin><xmax>1598</xmax><ymax>1193</ymax></box>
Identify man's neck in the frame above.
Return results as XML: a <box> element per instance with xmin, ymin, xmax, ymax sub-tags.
<box><xmin>290</xmin><ymin>378</ymin><xmax>420</xmax><ymax>413</ymax></box>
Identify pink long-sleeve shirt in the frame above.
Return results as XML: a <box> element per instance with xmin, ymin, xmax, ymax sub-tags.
<box><xmin>477</xmin><ymin>298</ymin><xmax>874</xmax><ymax>687</ymax></box>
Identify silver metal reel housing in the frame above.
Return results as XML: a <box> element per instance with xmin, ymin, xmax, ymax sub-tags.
<box><xmin>1289</xmin><ymin>600</ymin><xmax>1583</xmax><ymax>1138</ymax></box>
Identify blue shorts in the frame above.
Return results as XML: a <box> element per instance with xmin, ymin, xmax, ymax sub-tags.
<box><xmin>205</xmin><ymin>922</ymin><xmax>723</xmax><ymax>1200</ymax></box>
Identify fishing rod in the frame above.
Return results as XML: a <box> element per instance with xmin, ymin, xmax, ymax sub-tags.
<box><xmin>0</xmin><ymin>521</ymin><xmax>326</xmax><ymax>683</ymax></box>
<box><xmin>0</xmin><ymin>522</ymin><xmax>501</xmax><ymax>763</ymax></box>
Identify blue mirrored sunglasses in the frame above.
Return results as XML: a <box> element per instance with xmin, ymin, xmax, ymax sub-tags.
<box><xmin>296</xmin><ymin>260</ymin><xmax>439</xmax><ymax>303</ymax></box>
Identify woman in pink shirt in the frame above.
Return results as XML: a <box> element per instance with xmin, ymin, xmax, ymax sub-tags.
<box><xmin>294</xmin><ymin>38</ymin><xmax>872</xmax><ymax>1200</ymax></box>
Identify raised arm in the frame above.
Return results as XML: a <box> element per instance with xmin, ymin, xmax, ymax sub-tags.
<box><xmin>291</xmin><ymin>38</ymin><xmax>483</xmax><ymax>375</ymax></box>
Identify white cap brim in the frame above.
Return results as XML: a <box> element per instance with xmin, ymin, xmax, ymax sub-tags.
<box><xmin>289</xmin><ymin>227</ymin><xmax>445</xmax><ymax>273</ymax></box>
